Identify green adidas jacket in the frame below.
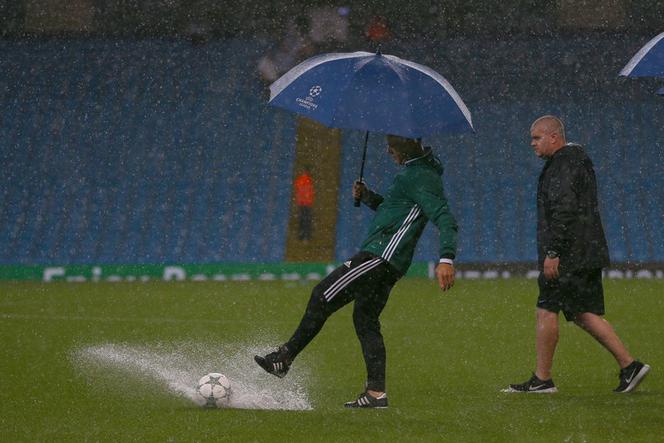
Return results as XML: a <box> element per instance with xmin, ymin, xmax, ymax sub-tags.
<box><xmin>359</xmin><ymin>148</ymin><xmax>458</xmax><ymax>275</ymax></box>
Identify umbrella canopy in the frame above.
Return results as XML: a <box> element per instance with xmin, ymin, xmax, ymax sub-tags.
<box><xmin>620</xmin><ymin>32</ymin><xmax>664</xmax><ymax>77</ymax></box>
<box><xmin>268</xmin><ymin>51</ymin><xmax>474</xmax><ymax>138</ymax></box>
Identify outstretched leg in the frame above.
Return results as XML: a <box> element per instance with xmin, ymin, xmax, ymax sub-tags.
<box><xmin>284</xmin><ymin>282</ymin><xmax>339</xmax><ymax>359</ymax></box>
<box><xmin>255</xmin><ymin>252</ymin><xmax>386</xmax><ymax>378</ymax></box>
<box><xmin>254</xmin><ymin>278</ymin><xmax>346</xmax><ymax>378</ymax></box>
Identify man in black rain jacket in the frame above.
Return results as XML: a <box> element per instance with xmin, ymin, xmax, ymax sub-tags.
<box><xmin>504</xmin><ymin>115</ymin><xmax>649</xmax><ymax>394</ymax></box>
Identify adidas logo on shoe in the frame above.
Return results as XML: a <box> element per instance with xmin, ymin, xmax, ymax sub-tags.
<box><xmin>254</xmin><ymin>345</ymin><xmax>292</xmax><ymax>378</ymax></box>
<box><xmin>344</xmin><ymin>391</ymin><xmax>388</xmax><ymax>409</ymax></box>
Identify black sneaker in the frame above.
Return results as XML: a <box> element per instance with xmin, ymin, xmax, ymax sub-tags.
<box><xmin>614</xmin><ymin>360</ymin><xmax>650</xmax><ymax>393</ymax></box>
<box><xmin>254</xmin><ymin>345</ymin><xmax>292</xmax><ymax>378</ymax></box>
<box><xmin>344</xmin><ymin>391</ymin><xmax>388</xmax><ymax>409</ymax></box>
<box><xmin>502</xmin><ymin>373</ymin><xmax>558</xmax><ymax>393</ymax></box>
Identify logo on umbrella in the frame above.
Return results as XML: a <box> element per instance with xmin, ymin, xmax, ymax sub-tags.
<box><xmin>269</xmin><ymin>51</ymin><xmax>474</xmax><ymax>137</ymax></box>
<box><xmin>296</xmin><ymin>85</ymin><xmax>322</xmax><ymax>111</ymax></box>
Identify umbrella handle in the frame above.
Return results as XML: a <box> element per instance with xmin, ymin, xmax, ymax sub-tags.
<box><xmin>354</xmin><ymin>131</ymin><xmax>370</xmax><ymax>207</ymax></box>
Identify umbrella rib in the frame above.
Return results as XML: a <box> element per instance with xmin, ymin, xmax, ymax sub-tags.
<box><xmin>269</xmin><ymin>52</ymin><xmax>372</xmax><ymax>101</ymax></box>
<box><xmin>384</xmin><ymin>54</ymin><xmax>473</xmax><ymax>131</ymax></box>
<box><xmin>327</xmin><ymin>58</ymin><xmax>379</xmax><ymax>132</ymax></box>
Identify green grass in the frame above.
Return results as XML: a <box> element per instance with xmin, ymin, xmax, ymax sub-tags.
<box><xmin>1</xmin><ymin>278</ymin><xmax>663</xmax><ymax>442</ymax></box>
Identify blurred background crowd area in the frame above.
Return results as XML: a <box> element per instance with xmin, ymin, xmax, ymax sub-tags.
<box><xmin>1</xmin><ymin>0</ymin><xmax>662</xmax><ymax>41</ymax></box>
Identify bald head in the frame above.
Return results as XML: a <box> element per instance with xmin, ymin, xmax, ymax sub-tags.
<box><xmin>530</xmin><ymin>115</ymin><xmax>567</xmax><ymax>159</ymax></box>
<box><xmin>531</xmin><ymin>115</ymin><xmax>566</xmax><ymax>142</ymax></box>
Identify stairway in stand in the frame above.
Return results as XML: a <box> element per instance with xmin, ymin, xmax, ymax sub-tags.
<box><xmin>284</xmin><ymin>117</ymin><xmax>342</xmax><ymax>263</ymax></box>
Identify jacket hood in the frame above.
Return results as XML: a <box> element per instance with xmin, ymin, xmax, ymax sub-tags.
<box><xmin>404</xmin><ymin>147</ymin><xmax>444</xmax><ymax>175</ymax></box>
<box><xmin>554</xmin><ymin>143</ymin><xmax>584</xmax><ymax>159</ymax></box>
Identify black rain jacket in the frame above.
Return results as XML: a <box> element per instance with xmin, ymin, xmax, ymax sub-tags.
<box><xmin>537</xmin><ymin>143</ymin><xmax>610</xmax><ymax>271</ymax></box>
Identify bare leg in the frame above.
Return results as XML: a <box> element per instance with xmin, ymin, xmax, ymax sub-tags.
<box><xmin>573</xmin><ymin>312</ymin><xmax>633</xmax><ymax>368</ymax></box>
<box><xmin>535</xmin><ymin>308</ymin><xmax>559</xmax><ymax>380</ymax></box>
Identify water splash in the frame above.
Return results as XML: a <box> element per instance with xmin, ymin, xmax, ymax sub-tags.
<box><xmin>72</xmin><ymin>342</ymin><xmax>312</xmax><ymax>410</ymax></box>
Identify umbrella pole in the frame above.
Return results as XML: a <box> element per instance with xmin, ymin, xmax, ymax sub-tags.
<box><xmin>354</xmin><ymin>131</ymin><xmax>370</xmax><ymax>207</ymax></box>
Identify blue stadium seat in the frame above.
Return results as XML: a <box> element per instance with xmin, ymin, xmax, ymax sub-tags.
<box><xmin>1</xmin><ymin>38</ymin><xmax>663</xmax><ymax>266</ymax></box>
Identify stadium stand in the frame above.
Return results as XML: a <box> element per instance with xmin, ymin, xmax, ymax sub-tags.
<box><xmin>0</xmin><ymin>36</ymin><xmax>663</xmax><ymax>266</ymax></box>
<box><xmin>0</xmin><ymin>39</ymin><xmax>295</xmax><ymax>265</ymax></box>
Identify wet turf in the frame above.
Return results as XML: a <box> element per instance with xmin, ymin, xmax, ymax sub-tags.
<box><xmin>1</xmin><ymin>278</ymin><xmax>662</xmax><ymax>441</ymax></box>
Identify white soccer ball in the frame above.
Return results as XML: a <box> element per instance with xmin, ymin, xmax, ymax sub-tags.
<box><xmin>195</xmin><ymin>373</ymin><xmax>232</xmax><ymax>408</ymax></box>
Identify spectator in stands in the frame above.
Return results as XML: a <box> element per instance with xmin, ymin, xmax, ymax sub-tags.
<box><xmin>255</xmin><ymin>135</ymin><xmax>458</xmax><ymax>408</ymax></box>
<box><xmin>365</xmin><ymin>15</ymin><xmax>391</xmax><ymax>43</ymax></box>
<box><xmin>258</xmin><ymin>7</ymin><xmax>352</xmax><ymax>85</ymax></box>
<box><xmin>504</xmin><ymin>115</ymin><xmax>650</xmax><ymax>394</ymax></box>
<box><xmin>307</xmin><ymin>6</ymin><xmax>350</xmax><ymax>50</ymax></box>
<box><xmin>293</xmin><ymin>167</ymin><xmax>315</xmax><ymax>241</ymax></box>
<box><xmin>257</xmin><ymin>15</ymin><xmax>315</xmax><ymax>85</ymax></box>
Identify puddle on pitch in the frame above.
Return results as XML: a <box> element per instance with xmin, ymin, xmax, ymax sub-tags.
<box><xmin>72</xmin><ymin>341</ymin><xmax>313</xmax><ymax>411</ymax></box>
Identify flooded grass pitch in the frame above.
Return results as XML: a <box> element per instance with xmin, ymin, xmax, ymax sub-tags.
<box><xmin>73</xmin><ymin>342</ymin><xmax>312</xmax><ymax>411</ymax></box>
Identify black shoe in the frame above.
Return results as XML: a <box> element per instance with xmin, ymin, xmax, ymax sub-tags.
<box><xmin>502</xmin><ymin>373</ymin><xmax>558</xmax><ymax>393</ymax></box>
<box><xmin>344</xmin><ymin>391</ymin><xmax>388</xmax><ymax>409</ymax></box>
<box><xmin>614</xmin><ymin>360</ymin><xmax>650</xmax><ymax>393</ymax></box>
<box><xmin>254</xmin><ymin>345</ymin><xmax>292</xmax><ymax>378</ymax></box>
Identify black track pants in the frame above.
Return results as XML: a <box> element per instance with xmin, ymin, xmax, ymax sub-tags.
<box><xmin>285</xmin><ymin>251</ymin><xmax>400</xmax><ymax>391</ymax></box>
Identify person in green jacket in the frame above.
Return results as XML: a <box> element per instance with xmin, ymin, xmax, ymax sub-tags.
<box><xmin>255</xmin><ymin>135</ymin><xmax>458</xmax><ymax>408</ymax></box>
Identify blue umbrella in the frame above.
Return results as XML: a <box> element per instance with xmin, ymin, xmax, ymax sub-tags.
<box><xmin>620</xmin><ymin>32</ymin><xmax>664</xmax><ymax>77</ymax></box>
<box><xmin>269</xmin><ymin>51</ymin><xmax>473</xmax><ymax>137</ymax></box>
<box><xmin>268</xmin><ymin>51</ymin><xmax>473</xmax><ymax>205</ymax></box>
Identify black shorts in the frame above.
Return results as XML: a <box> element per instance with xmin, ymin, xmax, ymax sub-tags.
<box><xmin>537</xmin><ymin>268</ymin><xmax>605</xmax><ymax>321</ymax></box>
